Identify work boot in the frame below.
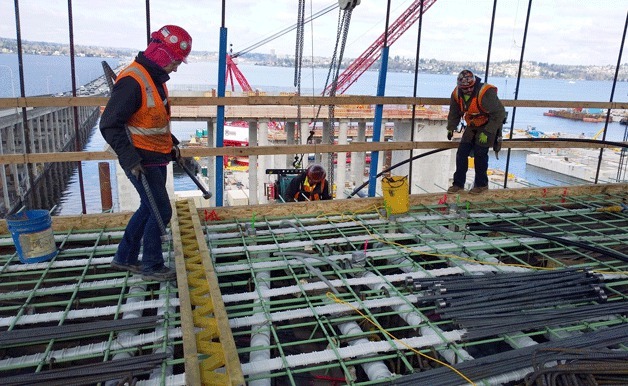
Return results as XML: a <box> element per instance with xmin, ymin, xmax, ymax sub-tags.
<box><xmin>447</xmin><ymin>185</ymin><xmax>464</xmax><ymax>193</ymax></box>
<box><xmin>469</xmin><ymin>186</ymin><xmax>488</xmax><ymax>195</ymax></box>
<box><xmin>142</xmin><ymin>266</ymin><xmax>177</xmax><ymax>282</ymax></box>
<box><xmin>110</xmin><ymin>260</ymin><xmax>143</xmax><ymax>274</ymax></box>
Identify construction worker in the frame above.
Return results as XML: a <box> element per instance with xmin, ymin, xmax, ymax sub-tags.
<box><xmin>447</xmin><ymin>70</ymin><xmax>506</xmax><ymax>194</ymax></box>
<box><xmin>100</xmin><ymin>25</ymin><xmax>192</xmax><ymax>281</ymax></box>
<box><xmin>285</xmin><ymin>164</ymin><xmax>332</xmax><ymax>202</ymax></box>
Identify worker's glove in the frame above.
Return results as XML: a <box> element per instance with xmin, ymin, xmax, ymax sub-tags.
<box><xmin>171</xmin><ymin>145</ymin><xmax>181</xmax><ymax>162</ymax></box>
<box><xmin>478</xmin><ymin>132</ymin><xmax>488</xmax><ymax>145</ymax></box>
<box><xmin>130</xmin><ymin>163</ymin><xmax>146</xmax><ymax>179</ymax></box>
<box><xmin>447</xmin><ymin>130</ymin><xmax>454</xmax><ymax>141</ymax></box>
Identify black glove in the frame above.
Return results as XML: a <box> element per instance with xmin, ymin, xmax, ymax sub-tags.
<box><xmin>171</xmin><ymin>145</ymin><xmax>181</xmax><ymax>162</ymax></box>
<box><xmin>447</xmin><ymin>130</ymin><xmax>454</xmax><ymax>141</ymax></box>
<box><xmin>130</xmin><ymin>163</ymin><xmax>146</xmax><ymax>178</ymax></box>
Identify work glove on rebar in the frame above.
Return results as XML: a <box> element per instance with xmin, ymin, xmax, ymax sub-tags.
<box><xmin>447</xmin><ymin>130</ymin><xmax>454</xmax><ymax>141</ymax></box>
<box><xmin>130</xmin><ymin>163</ymin><xmax>146</xmax><ymax>179</ymax></box>
<box><xmin>171</xmin><ymin>145</ymin><xmax>182</xmax><ymax>163</ymax></box>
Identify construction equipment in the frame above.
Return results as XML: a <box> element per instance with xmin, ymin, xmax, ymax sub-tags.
<box><xmin>225</xmin><ymin>3</ymin><xmax>340</xmax><ymax>93</ymax></box>
<box><xmin>324</xmin><ymin>0</ymin><xmax>438</xmax><ymax>95</ymax></box>
<box><xmin>265</xmin><ymin>168</ymin><xmax>305</xmax><ymax>202</ymax></box>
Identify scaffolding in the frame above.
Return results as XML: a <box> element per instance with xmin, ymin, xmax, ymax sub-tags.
<box><xmin>1</xmin><ymin>185</ymin><xmax>626</xmax><ymax>385</ymax></box>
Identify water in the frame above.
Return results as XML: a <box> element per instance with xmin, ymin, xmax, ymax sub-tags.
<box><xmin>2</xmin><ymin>55</ymin><xmax>626</xmax><ymax>214</ymax></box>
<box><xmin>0</xmin><ymin>54</ymin><xmax>120</xmax><ymax>97</ymax></box>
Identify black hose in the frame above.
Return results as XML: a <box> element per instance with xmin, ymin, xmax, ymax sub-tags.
<box><xmin>507</xmin><ymin>137</ymin><xmax>628</xmax><ymax>148</ymax></box>
<box><xmin>347</xmin><ymin>148</ymin><xmax>447</xmax><ymax>198</ymax></box>
<box><xmin>347</xmin><ymin>137</ymin><xmax>628</xmax><ymax>199</ymax></box>
<box><xmin>467</xmin><ymin>224</ymin><xmax>628</xmax><ymax>263</ymax></box>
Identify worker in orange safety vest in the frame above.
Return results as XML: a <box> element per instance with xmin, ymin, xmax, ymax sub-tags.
<box><xmin>446</xmin><ymin>70</ymin><xmax>506</xmax><ymax>195</ymax></box>
<box><xmin>285</xmin><ymin>164</ymin><xmax>332</xmax><ymax>202</ymax></box>
<box><xmin>100</xmin><ymin>25</ymin><xmax>193</xmax><ymax>282</ymax></box>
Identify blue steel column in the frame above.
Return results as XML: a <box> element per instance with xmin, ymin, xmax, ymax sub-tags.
<box><xmin>367</xmin><ymin>1</ymin><xmax>392</xmax><ymax>197</ymax></box>
<box><xmin>215</xmin><ymin>27</ymin><xmax>227</xmax><ymax>207</ymax></box>
<box><xmin>367</xmin><ymin>47</ymin><xmax>389</xmax><ymax>197</ymax></box>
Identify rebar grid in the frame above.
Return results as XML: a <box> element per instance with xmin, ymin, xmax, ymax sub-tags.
<box><xmin>0</xmin><ymin>226</ymin><xmax>183</xmax><ymax>385</ymax></box>
<box><xmin>0</xmin><ymin>192</ymin><xmax>625</xmax><ymax>385</ymax></box>
<box><xmin>204</xmin><ymin>193</ymin><xmax>628</xmax><ymax>385</ymax></box>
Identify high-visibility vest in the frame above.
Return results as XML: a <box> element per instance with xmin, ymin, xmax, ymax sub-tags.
<box><xmin>119</xmin><ymin>62</ymin><xmax>172</xmax><ymax>154</ymax></box>
<box><xmin>294</xmin><ymin>177</ymin><xmax>326</xmax><ymax>201</ymax></box>
<box><xmin>452</xmin><ymin>84</ymin><xmax>497</xmax><ymax>127</ymax></box>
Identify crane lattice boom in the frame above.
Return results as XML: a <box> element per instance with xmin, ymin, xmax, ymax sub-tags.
<box><xmin>326</xmin><ymin>0</ymin><xmax>437</xmax><ymax>95</ymax></box>
<box><xmin>226</xmin><ymin>54</ymin><xmax>253</xmax><ymax>92</ymax></box>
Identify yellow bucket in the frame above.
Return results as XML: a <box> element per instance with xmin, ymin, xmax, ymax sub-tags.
<box><xmin>382</xmin><ymin>176</ymin><xmax>409</xmax><ymax>215</ymax></box>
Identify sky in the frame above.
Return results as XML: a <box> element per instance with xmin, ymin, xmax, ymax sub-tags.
<box><xmin>0</xmin><ymin>0</ymin><xmax>626</xmax><ymax>66</ymax></box>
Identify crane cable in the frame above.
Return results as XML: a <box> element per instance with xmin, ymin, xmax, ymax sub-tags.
<box><xmin>295</xmin><ymin>3</ymin><xmax>357</xmax><ymax>170</ymax></box>
<box><xmin>232</xmin><ymin>3</ymin><xmax>339</xmax><ymax>58</ymax></box>
<box><xmin>293</xmin><ymin>0</ymin><xmax>306</xmax><ymax>168</ymax></box>
<box><xmin>315</xmin><ymin>5</ymin><xmax>356</xmax><ymax>188</ymax></box>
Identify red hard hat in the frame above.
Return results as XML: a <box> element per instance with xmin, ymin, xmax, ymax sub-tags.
<box><xmin>457</xmin><ymin>70</ymin><xmax>475</xmax><ymax>88</ymax></box>
<box><xmin>307</xmin><ymin>164</ymin><xmax>326</xmax><ymax>183</ymax></box>
<box><xmin>151</xmin><ymin>25</ymin><xmax>192</xmax><ymax>63</ymax></box>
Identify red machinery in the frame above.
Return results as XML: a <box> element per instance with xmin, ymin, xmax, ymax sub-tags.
<box><xmin>226</xmin><ymin>54</ymin><xmax>253</xmax><ymax>92</ymax></box>
<box><xmin>324</xmin><ymin>0</ymin><xmax>438</xmax><ymax>95</ymax></box>
<box><xmin>225</xmin><ymin>1</ymin><xmax>437</xmax><ymax>95</ymax></box>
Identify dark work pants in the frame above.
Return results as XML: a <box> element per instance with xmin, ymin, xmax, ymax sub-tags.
<box><xmin>114</xmin><ymin>165</ymin><xmax>172</xmax><ymax>273</ymax></box>
<box><xmin>453</xmin><ymin>141</ymin><xmax>489</xmax><ymax>188</ymax></box>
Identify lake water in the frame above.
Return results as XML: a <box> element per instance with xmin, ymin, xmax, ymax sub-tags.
<box><xmin>1</xmin><ymin>54</ymin><xmax>626</xmax><ymax>214</ymax></box>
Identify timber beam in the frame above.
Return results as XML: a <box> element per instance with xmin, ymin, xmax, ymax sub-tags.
<box><xmin>200</xmin><ymin>183</ymin><xmax>628</xmax><ymax>221</ymax></box>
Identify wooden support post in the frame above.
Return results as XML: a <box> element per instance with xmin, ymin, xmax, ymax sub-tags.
<box><xmin>98</xmin><ymin>162</ymin><xmax>112</xmax><ymax>212</ymax></box>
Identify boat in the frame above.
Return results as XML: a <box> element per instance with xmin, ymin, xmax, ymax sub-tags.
<box><xmin>502</xmin><ymin>126</ymin><xmax>546</xmax><ymax>140</ymax></box>
<box><xmin>543</xmin><ymin>108</ymin><xmax>606</xmax><ymax>122</ymax></box>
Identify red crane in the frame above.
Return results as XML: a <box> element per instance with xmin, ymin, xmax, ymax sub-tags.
<box><xmin>324</xmin><ymin>0</ymin><xmax>438</xmax><ymax>95</ymax></box>
<box><xmin>224</xmin><ymin>4</ymin><xmax>339</xmax><ymax>93</ymax></box>
<box><xmin>226</xmin><ymin>54</ymin><xmax>252</xmax><ymax>92</ymax></box>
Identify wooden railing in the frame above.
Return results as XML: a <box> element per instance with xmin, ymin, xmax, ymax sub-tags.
<box><xmin>0</xmin><ymin>95</ymin><xmax>626</xmax><ymax>166</ymax></box>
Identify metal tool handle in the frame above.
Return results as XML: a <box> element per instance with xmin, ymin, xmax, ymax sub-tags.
<box><xmin>177</xmin><ymin>160</ymin><xmax>212</xmax><ymax>199</ymax></box>
<box><xmin>140</xmin><ymin>173</ymin><xmax>171</xmax><ymax>242</ymax></box>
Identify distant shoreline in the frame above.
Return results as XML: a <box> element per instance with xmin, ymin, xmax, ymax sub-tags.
<box><xmin>0</xmin><ymin>37</ymin><xmax>627</xmax><ymax>81</ymax></box>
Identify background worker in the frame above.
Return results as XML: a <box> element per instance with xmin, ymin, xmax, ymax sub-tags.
<box><xmin>446</xmin><ymin>69</ymin><xmax>506</xmax><ymax>195</ymax></box>
<box><xmin>100</xmin><ymin>25</ymin><xmax>192</xmax><ymax>281</ymax></box>
<box><xmin>285</xmin><ymin>164</ymin><xmax>332</xmax><ymax>202</ymax></box>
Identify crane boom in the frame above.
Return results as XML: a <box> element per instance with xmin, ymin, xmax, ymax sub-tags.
<box><xmin>325</xmin><ymin>0</ymin><xmax>437</xmax><ymax>95</ymax></box>
<box><xmin>226</xmin><ymin>54</ymin><xmax>253</xmax><ymax>92</ymax></box>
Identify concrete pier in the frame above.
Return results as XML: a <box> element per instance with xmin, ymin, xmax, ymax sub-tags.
<box><xmin>175</xmin><ymin>108</ymin><xmax>451</xmax><ymax>204</ymax></box>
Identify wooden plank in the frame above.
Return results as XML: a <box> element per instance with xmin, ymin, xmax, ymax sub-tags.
<box><xmin>1</xmin><ymin>95</ymin><xmax>627</xmax><ymax>109</ymax></box>
<box><xmin>0</xmin><ymin>211</ymin><xmax>133</xmax><ymax>235</ymax></box>
<box><xmin>201</xmin><ymin>183</ymin><xmax>628</xmax><ymax>221</ymax></box>
<box><xmin>171</xmin><ymin>200</ymin><xmax>202</xmax><ymax>386</ymax></box>
<box><xmin>0</xmin><ymin>183</ymin><xmax>621</xmax><ymax>234</ymax></box>
<box><xmin>0</xmin><ymin>140</ymin><xmax>624</xmax><ymax>165</ymax></box>
<box><xmin>190</xmin><ymin>200</ymin><xmax>246</xmax><ymax>386</ymax></box>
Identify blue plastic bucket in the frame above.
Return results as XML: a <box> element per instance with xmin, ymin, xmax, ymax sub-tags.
<box><xmin>6</xmin><ymin>209</ymin><xmax>58</xmax><ymax>263</ymax></box>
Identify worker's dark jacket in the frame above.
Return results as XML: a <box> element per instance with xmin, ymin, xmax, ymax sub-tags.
<box><xmin>100</xmin><ymin>52</ymin><xmax>179</xmax><ymax>172</ymax></box>
<box><xmin>447</xmin><ymin>77</ymin><xmax>506</xmax><ymax>147</ymax></box>
<box><xmin>285</xmin><ymin>173</ymin><xmax>332</xmax><ymax>202</ymax></box>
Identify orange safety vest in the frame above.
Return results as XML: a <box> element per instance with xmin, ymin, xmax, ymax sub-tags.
<box><xmin>452</xmin><ymin>84</ymin><xmax>497</xmax><ymax>128</ymax></box>
<box><xmin>294</xmin><ymin>177</ymin><xmax>326</xmax><ymax>201</ymax></box>
<box><xmin>118</xmin><ymin>62</ymin><xmax>172</xmax><ymax>154</ymax></box>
